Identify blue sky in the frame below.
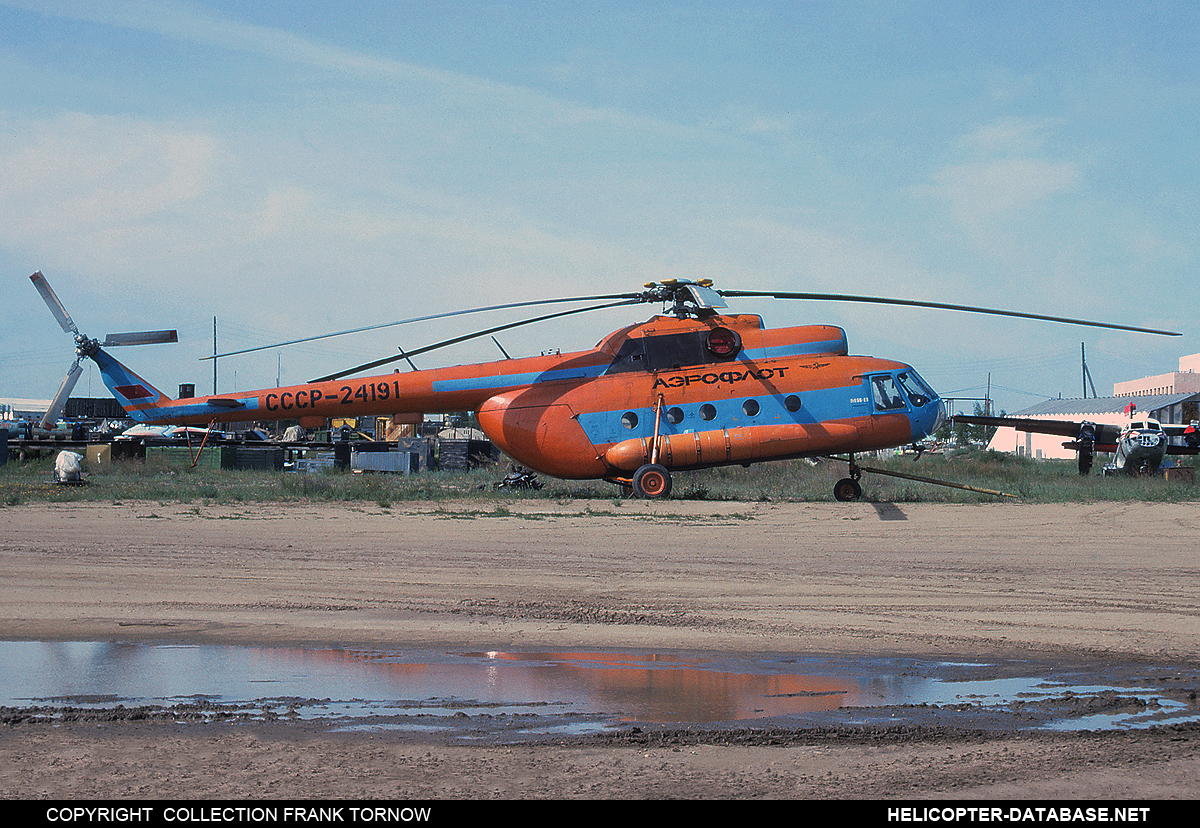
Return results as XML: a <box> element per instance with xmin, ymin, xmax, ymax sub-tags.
<box><xmin>2</xmin><ymin>1</ymin><xmax>1197</xmax><ymax>416</ymax></box>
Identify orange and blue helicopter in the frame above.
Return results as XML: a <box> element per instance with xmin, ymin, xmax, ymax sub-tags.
<box><xmin>30</xmin><ymin>271</ymin><xmax>1179</xmax><ymax>499</ymax></box>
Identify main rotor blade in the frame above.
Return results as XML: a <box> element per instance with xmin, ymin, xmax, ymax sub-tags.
<box><xmin>720</xmin><ymin>290</ymin><xmax>1181</xmax><ymax>337</ymax></box>
<box><xmin>41</xmin><ymin>361</ymin><xmax>83</xmax><ymax>429</ymax></box>
<box><xmin>202</xmin><ymin>292</ymin><xmax>643</xmax><ymax>361</ymax></box>
<box><xmin>310</xmin><ymin>298</ymin><xmax>643</xmax><ymax>382</ymax></box>
<box><xmin>101</xmin><ymin>330</ymin><xmax>179</xmax><ymax>347</ymax></box>
<box><xmin>30</xmin><ymin>271</ymin><xmax>79</xmax><ymax>335</ymax></box>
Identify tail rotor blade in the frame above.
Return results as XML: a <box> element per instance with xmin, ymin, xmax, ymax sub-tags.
<box><xmin>101</xmin><ymin>330</ymin><xmax>179</xmax><ymax>347</ymax></box>
<box><xmin>30</xmin><ymin>271</ymin><xmax>79</xmax><ymax>335</ymax></box>
<box><xmin>41</xmin><ymin>361</ymin><xmax>83</xmax><ymax>429</ymax></box>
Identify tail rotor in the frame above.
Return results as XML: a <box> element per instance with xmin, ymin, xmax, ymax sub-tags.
<box><xmin>29</xmin><ymin>271</ymin><xmax>178</xmax><ymax>428</ymax></box>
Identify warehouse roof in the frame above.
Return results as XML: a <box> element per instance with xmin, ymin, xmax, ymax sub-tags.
<box><xmin>1013</xmin><ymin>393</ymin><xmax>1199</xmax><ymax>418</ymax></box>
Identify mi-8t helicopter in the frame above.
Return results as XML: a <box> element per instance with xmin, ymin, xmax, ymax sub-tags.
<box><xmin>30</xmin><ymin>271</ymin><xmax>1179</xmax><ymax>499</ymax></box>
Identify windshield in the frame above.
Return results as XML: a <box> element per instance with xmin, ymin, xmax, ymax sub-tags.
<box><xmin>870</xmin><ymin>371</ymin><xmax>937</xmax><ymax>412</ymax></box>
<box><xmin>896</xmin><ymin>371</ymin><xmax>933</xmax><ymax>407</ymax></box>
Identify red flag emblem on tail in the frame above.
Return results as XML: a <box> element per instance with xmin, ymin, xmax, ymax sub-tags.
<box><xmin>114</xmin><ymin>384</ymin><xmax>154</xmax><ymax>400</ymax></box>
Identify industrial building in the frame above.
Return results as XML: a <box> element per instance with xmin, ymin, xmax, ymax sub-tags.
<box><xmin>1114</xmin><ymin>352</ymin><xmax>1200</xmax><ymax>398</ymax></box>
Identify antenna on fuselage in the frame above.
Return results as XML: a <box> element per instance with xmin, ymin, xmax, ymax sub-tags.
<box><xmin>491</xmin><ymin>337</ymin><xmax>512</xmax><ymax>360</ymax></box>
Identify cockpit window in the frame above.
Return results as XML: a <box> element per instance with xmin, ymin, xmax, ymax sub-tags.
<box><xmin>871</xmin><ymin>375</ymin><xmax>906</xmax><ymax>411</ymax></box>
<box><xmin>896</xmin><ymin>371</ymin><xmax>932</xmax><ymax>407</ymax></box>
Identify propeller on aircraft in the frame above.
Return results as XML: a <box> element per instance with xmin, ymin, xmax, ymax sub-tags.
<box><xmin>30</xmin><ymin>271</ymin><xmax>179</xmax><ymax>429</ymax></box>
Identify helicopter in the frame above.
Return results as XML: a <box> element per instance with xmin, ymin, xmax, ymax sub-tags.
<box><xmin>29</xmin><ymin>271</ymin><xmax>1180</xmax><ymax>500</ymax></box>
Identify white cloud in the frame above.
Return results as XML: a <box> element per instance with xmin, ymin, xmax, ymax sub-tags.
<box><xmin>0</xmin><ymin>112</ymin><xmax>224</xmax><ymax>276</ymax></box>
<box><xmin>0</xmin><ymin>112</ymin><xmax>217</xmax><ymax>229</ymax></box>
<box><xmin>956</xmin><ymin>116</ymin><xmax>1058</xmax><ymax>156</ymax></box>
<box><xmin>927</xmin><ymin>156</ymin><xmax>1080</xmax><ymax>220</ymax></box>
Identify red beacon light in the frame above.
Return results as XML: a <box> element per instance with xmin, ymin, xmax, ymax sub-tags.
<box><xmin>705</xmin><ymin>327</ymin><xmax>741</xmax><ymax>358</ymax></box>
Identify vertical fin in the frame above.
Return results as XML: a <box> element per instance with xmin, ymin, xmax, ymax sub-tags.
<box><xmin>91</xmin><ymin>349</ymin><xmax>175</xmax><ymax>422</ymax></box>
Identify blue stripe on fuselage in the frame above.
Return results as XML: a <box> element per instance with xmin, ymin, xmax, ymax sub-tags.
<box><xmin>118</xmin><ymin>398</ymin><xmax>261</xmax><ymax>424</ymax></box>
<box><xmin>578</xmin><ymin>384</ymin><xmax>861</xmax><ymax>446</ymax></box>
<box><xmin>578</xmin><ymin>376</ymin><xmax>942</xmax><ymax>447</ymax></box>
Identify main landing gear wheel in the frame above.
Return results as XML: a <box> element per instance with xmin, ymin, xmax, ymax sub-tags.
<box><xmin>834</xmin><ymin>477</ymin><xmax>862</xmax><ymax>502</ymax></box>
<box><xmin>1078</xmin><ymin>448</ymin><xmax>1094</xmax><ymax>476</ymax></box>
<box><xmin>632</xmin><ymin>463</ymin><xmax>672</xmax><ymax>499</ymax></box>
<box><xmin>834</xmin><ymin>456</ymin><xmax>864</xmax><ymax>502</ymax></box>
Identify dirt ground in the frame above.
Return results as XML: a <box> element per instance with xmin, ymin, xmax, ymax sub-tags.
<box><xmin>1</xmin><ymin>498</ymin><xmax>1199</xmax><ymax>799</ymax></box>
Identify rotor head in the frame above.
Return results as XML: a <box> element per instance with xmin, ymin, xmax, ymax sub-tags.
<box><xmin>640</xmin><ymin>279</ymin><xmax>728</xmax><ymax>318</ymax></box>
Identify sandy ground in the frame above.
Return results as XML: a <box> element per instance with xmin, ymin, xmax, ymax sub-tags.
<box><xmin>1</xmin><ymin>498</ymin><xmax>1199</xmax><ymax>799</ymax></box>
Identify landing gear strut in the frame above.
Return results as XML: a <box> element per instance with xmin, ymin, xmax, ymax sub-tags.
<box><xmin>1077</xmin><ymin>446</ymin><xmax>1094</xmax><ymax>476</ymax></box>
<box><xmin>628</xmin><ymin>395</ymin><xmax>673</xmax><ymax>499</ymax></box>
<box><xmin>834</xmin><ymin>456</ymin><xmax>863</xmax><ymax>502</ymax></box>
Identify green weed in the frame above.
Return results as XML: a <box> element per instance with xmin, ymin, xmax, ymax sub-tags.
<box><xmin>0</xmin><ymin>450</ymin><xmax>1194</xmax><ymax>505</ymax></box>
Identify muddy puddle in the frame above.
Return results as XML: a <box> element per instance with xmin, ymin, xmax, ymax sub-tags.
<box><xmin>2</xmin><ymin>642</ymin><xmax>1197</xmax><ymax>741</ymax></box>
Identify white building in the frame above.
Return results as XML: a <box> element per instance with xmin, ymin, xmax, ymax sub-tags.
<box><xmin>1</xmin><ymin>398</ymin><xmax>51</xmax><ymax>422</ymax></box>
<box><xmin>1113</xmin><ymin>353</ymin><xmax>1200</xmax><ymax>398</ymax></box>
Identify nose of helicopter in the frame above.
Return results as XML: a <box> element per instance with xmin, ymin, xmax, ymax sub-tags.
<box><xmin>929</xmin><ymin>394</ymin><xmax>947</xmax><ymax>437</ymax></box>
<box><xmin>902</xmin><ymin>369</ymin><xmax>945</xmax><ymax>441</ymax></box>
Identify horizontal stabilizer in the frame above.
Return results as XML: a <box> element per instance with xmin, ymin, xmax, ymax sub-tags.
<box><xmin>1063</xmin><ymin>441</ymin><xmax>1118</xmax><ymax>453</ymax></box>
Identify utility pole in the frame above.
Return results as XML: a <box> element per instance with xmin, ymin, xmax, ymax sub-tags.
<box><xmin>212</xmin><ymin>317</ymin><xmax>217</xmax><ymax>395</ymax></box>
<box><xmin>1081</xmin><ymin>343</ymin><xmax>1097</xmax><ymax>399</ymax></box>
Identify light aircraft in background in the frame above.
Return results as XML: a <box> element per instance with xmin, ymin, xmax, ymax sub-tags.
<box><xmin>953</xmin><ymin>409</ymin><xmax>1200</xmax><ymax>475</ymax></box>
<box><xmin>30</xmin><ymin>271</ymin><xmax>1180</xmax><ymax>499</ymax></box>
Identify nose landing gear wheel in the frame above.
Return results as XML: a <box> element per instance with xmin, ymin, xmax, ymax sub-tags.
<box><xmin>834</xmin><ymin>477</ymin><xmax>862</xmax><ymax>502</ymax></box>
<box><xmin>632</xmin><ymin>463</ymin><xmax>672</xmax><ymax>499</ymax></box>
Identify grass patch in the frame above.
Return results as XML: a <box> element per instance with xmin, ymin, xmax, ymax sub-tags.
<box><xmin>0</xmin><ymin>448</ymin><xmax>1196</xmax><ymax>505</ymax></box>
